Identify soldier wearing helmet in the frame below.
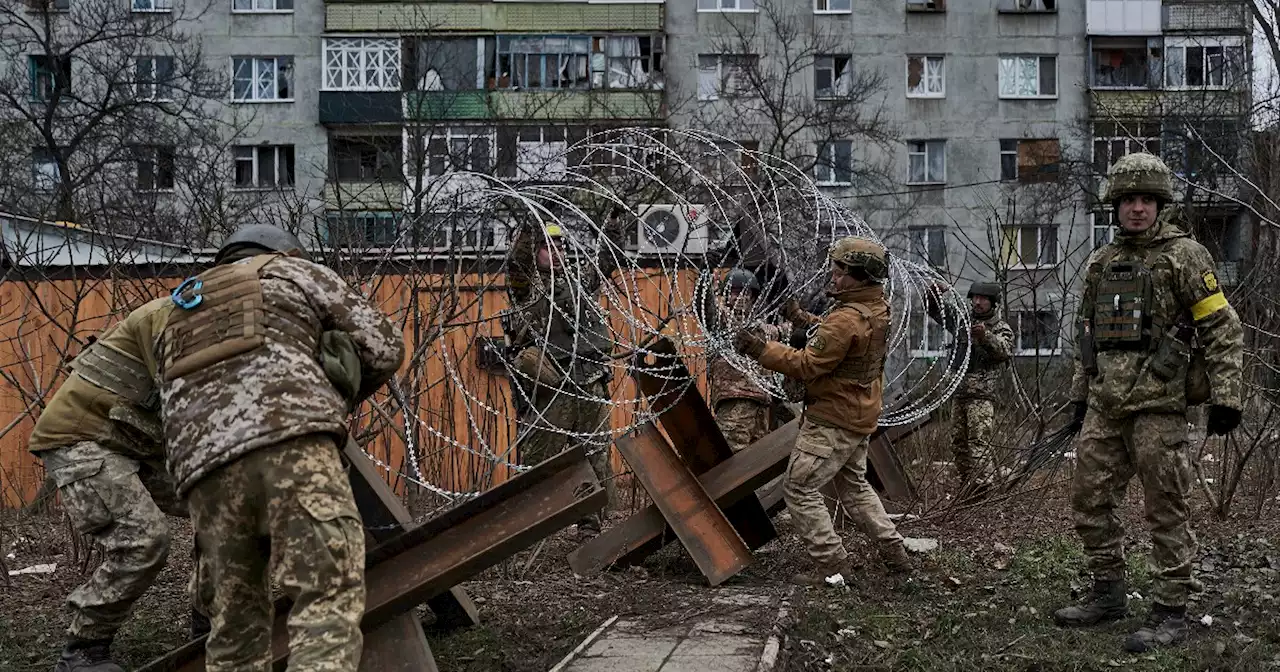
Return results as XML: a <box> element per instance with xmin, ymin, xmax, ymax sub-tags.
<box><xmin>1053</xmin><ymin>153</ymin><xmax>1243</xmax><ymax>654</ymax></box>
<box><xmin>706</xmin><ymin>268</ymin><xmax>786</xmax><ymax>452</ymax></box>
<box><xmin>502</xmin><ymin>209</ymin><xmax>628</xmax><ymax>535</ymax></box>
<box><xmin>156</xmin><ymin>223</ymin><xmax>406</xmax><ymax>671</ymax></box>
<box><xmin>734</xmin><ymin>236</ymin><xmax>910</xmax><ymax>584</ymax></box>
<box><xmin>923</xmin><ymin>279</ymin><xmax>1014</xmax><ymax>499</ymax></box>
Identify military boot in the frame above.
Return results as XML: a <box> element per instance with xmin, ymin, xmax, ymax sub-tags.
<box><xmin>1124</xmin><ymin>603</ymin><xmax>1189</xmax><ymax>653</ymax></box>
<box><xmin>1052</xmin><ymin>579</ymin><xmax>1128</xmax><ymax>627</ymax></box>
<box><xmin>55</xmin><ymin>640</ymin><xmax>124</xmax><ymax>672</ymax></box>
<box><xmin>791</xmin><ymin>557</ymin><xmax>854</xmax><ymax>587</ymax></box>
<box><xmin>879</xmin><ymin>539</ymin><xmax>912</xmax><ymax>574</ymax></box>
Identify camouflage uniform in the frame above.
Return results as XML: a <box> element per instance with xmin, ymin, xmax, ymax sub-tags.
<box><xmin>28</xmin><ymin>298</ymin><xmax>193</xmax><ymax>667</ymax></box>
<box><xmin>158</xmin><ymin>232</ymin><xmax>405</xmax><ymax>672</ymax></box>
<box><xmin>504</xmin><ymin>220</ymin><xmax>624</xmax><ymax>521</ymax></box>
<box><xmin>1057</xmin><ymin>154</ymin><xmax>1243</xmax><ymax>651</ymax></box>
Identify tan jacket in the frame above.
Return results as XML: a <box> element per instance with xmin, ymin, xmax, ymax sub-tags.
<box><xmin>758</xmin><ymin>285</ymin><xmax>889</xmax><ymax>435</ymax></box>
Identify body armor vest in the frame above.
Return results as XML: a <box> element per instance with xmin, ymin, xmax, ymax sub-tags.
<box><xmin>534</xmin><ymin>279</ymin><xmax>612</xmax><ymax>363</ymax></box>
<box><xmin>830</xmin><ymin>303</ymin><xmax>889</xmax><ymax>384</ymax></box>
<box><xmin>69</xmin><ymin>336</ymin><xmax>158</xmax><ymax>410</ymax></box>
<box><xmin>1092</xmin><ymin>259</ymin><xmax>1155</xmax><ymax>350</ymax></box>
<box><xmin>161</xmin><ymin>254</ymin><xmax>319</xmax><ymax>382</ymax></box>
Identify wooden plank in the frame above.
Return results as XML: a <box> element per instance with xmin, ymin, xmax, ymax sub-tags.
<box><xmin>614</xmin><ymin>423</ymin><xmax>753</xmax><ymax>586</ymax></box>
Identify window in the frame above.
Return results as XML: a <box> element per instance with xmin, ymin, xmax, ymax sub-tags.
<box><xmin>233</xmin><ymin>145</ymin><xmax>295</xmax><ymax>189</ymax></box>
<box><xmin>132</xmin><ymin>0</ymin><xmax>172</xmax><ymax>10</ymax></box>
<box><xmin>815</xmin><ymin>55</ymin><xmax>852</xmax><ymax>99</ymax></box>
<box><xmin>1091</xmin><ymin>38</ymin><xmax>1161</xmax><ymax>89</ymax></box>
<box><xmin>26</xmin><ymin>0</ymin><xmax>70</xmax><ymax>11</ymax></box>
<box><xmin>1092</xmin><ymin>122</ymin><xmax>1161</xmax><ymax>176</ymax></box>
<box><xmin>232</xmin><ymin>0</ymin><xmax>292</xmax><ymax>11</ymax></box>
<box><xmin>136</xmin><ymin>56</ymin><xmax>175</xmax><ymax>101</ymax></box>
<box><xmin>999</xmin><ymin>0</ymin><xmax>1055</xmax><ymax>11</ymax></box>
<box><xmin>998</xmin><ymin>56</ymin><xmax>1057</xmax><ymax>98</ymax></box>
<box><xmin>231</xmin><ymin>56</ymin><xmax>294</xmax><ymax>101</ymax></box>
<box><xmin>908</xmin><ymin>140</ymin><xmax>945</xmax><ymax>184</ymax></box>
<box><xmin>909</xmin><ymin>227</ymin><xmax>946</xmax><ymax>267</ymax></box>
<box><xmin>906</xmin><ymin>55</ymin><xmax>944</xmax><ymax>98</ymax></box>
<box><xmin>697</xmin><ymin>54</ymin><xmax>756</xmax><ymax>100</ymax></box>
<box><xmin>516</xmin><ymin>127</ymin><xmax>567</xmax><ymax>180</ymax></box>
<box><xmin>491</xmin><ymin>35</ymin><xmax>664</xmax><ymax>91</ymax></box>
<box><xmin>1165</xmin><ymin>39</ymin><xmax>1245</xmax><ymax>89</ymax></box>
<box><xmin>426</xmin><ymin>128</ymin><xmax>493</xmax><ymax>176</ymax></box>
<box><xmin>815</xmin><ymin>0</ymin><xmax>851</xmax><ymax>13</ymax></box>
<box><xmin>697</xmin><ymin>0</ymin><xmax>755</xmax><ymax>11</ymax></box>
<box><xmin>323</xmin><ymin>38</ymin><xmax>400</xmax><ymax>92</ymax></box>
<box><xmin>908</xmin><ymin>309</ymin><xmax>947</xmax><ymax>358</ymax></box>
<box><xmin>134</xmin><ymin>145</ymin><xmax>176</xmax><ymax>191</ymax></box>
<box><xmin>1163</xmin><ymin>120</ymin><xmax>1240</xmax><ymax>180</ymax></box>
<box><xmin>1091</xmin><ymin>211</ymin><xmax>1115</xmax><ymax>248</ymax></box>
<box><xmin>703</xmin><ymin>140</ymin><xmax>759</xmax><ymax>183</ymax></box>
<box><xmin>32</xmin><ymin>147</ymin><xmax>59</xmax><ymax>190</ymax></box>
<box><xmin>999</xmin><ymin>139</ymin><xmax>1061</xmax><ymax>183</ymax></box>
<box><xmin>29</xmin><ymin>55</ymin><xmax>71</xmax><ymax>102</ymax></box>
<box><xmin>906</xmin><ymin>0</ymin><xmax>945</xmax><ymax>10</ymax></box>
<box><xmin>323</xmin><ymin>211</ymin><xmax>401</xmax><ymax>248</ymax></box>
<box><xmin>1001</xmin><ymin>225</ymin><xmax>1058</xmax><ymax>267</ymax></box>
<box><xmin>815</xmin><ymin>140</ymin><xmax>853</xmax><ymax>186</ymax></box>
<box><xmin>1013</xmin><ymin>310</ymin><xmax>1060</xmax><ymax>355</ymax></box>
<box><xmin>331</xmin><ymin>136</ymin><xmax>401</xmax><ymax>182</ymax></box>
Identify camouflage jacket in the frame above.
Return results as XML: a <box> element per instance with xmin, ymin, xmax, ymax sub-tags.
<box><xmin>924</xmin><ymin>295</ymin><xmax>1014</xmax><ymax>402</ymax></box>
<box><xmin>1070</xmin><ymin>215</ymin><xmax>1244</xmax><ymax>418</ymax></box>
<box><xmin>158</xmin><ymin>255</ymin><xmax>405</xmax><ymax>496</ymax></box>
<box><xmin>29</xmin><ymin>297</ymin><xmax>173</xmax><ymax>460</ymax></box>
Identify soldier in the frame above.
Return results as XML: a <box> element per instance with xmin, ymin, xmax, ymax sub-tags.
<box><xmin>1053</xmin><ymin>153</ymin><xmax>1243</xmax><ymax>653</ymax></box>
<box><xmin>707</xmin><ymin>268</ymin><xmax>783</xmax><ymax>452</ymax></box>
<box><xmin>157</xmin><ymin>225</ymin><xmax>405</xmax><ymax>672</ymax></box>
<box><xmin>29</xmin><ymin>298</ymin><xmax>207</xmax><ymax>672</ymax></box>
<box><xmin>734</xmin><ymin>236</ymin><xmax>911</xmax><ymax>585</ymax></box>
<box><xmin>502</xmin><ymin>213</ymin><xmax>626</xmax><ymax>534</ymax></box>
<box><xmin>925</xmin><ymin>281</ymin><xmax>1014</xmax><ymax>498</ymax></box>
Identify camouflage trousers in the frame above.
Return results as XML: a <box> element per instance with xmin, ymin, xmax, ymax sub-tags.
<box><xmin>41</xmin><ymin>441</ymin><xmax>185</xmax><ymax>641</ymax></box>
<box><xmin>951</xmin><ymin>398</ymin><xmax>997</xmax><ymax>487</ymax></box>
<box><xmin>713</xmin><ymin>399</ymin><xmax>770</xmax><ymax>453</ymax></box>
<box><xmin>784</xmin><ymin>419</ymin><xmax>903</xmax><ymax>566</ymax></box>
<box><xmin>517</xmin><ymin>380</ymin><xmax>615</xmax><ymax>513</ymax></box>
<box><xmin>187</xmin><ymin>434</ymin><xmax>366</xmax><ymax>672</ymax></box>
<box><xmin>1072</xmin><ymin>410</ymin><xmax>1198</xmax><ymax>607</ymax></box>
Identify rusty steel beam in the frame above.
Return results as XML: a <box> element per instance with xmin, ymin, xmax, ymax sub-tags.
<box><xmin>614</xmin><ymin>422</ymin><xmax>754</xmax><ymax>586</ymax></box>
<box><xmin>569</xmin><ymin>419</ymin><xmax>800</xmax><ymax>576</ymax></box>
<box><xmin>139</xmin><ymin>447</ymin><xmax>604</xmax><ymax>672</ymax></box>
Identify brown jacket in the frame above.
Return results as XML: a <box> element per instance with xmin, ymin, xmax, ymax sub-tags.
<box><xmin>758</xmin><ymin>285</ymin><xmax>888</xmax><ymax>435</ymax></box>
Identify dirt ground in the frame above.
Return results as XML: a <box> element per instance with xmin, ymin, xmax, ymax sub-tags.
<box><xmin>2</xmin><ymin>479</ymin><xmax>1277</xmax><ymax>672</ymax></box>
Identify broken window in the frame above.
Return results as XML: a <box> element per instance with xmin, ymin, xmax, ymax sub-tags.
<box><xmin>1165</xmin><ymin>40</ymin><xmax>1246</xmax><ymax>89</ymax></box>
<box><xmin>1000</xmin><ymin>139</ymin><xmax>1061</xmax><ymax>183</ymax></box>
<box><xmin>815</xmin><ymin>55</ymin><xmax>852</xmax><ymax>99</ymax></box>
<box><xmin>1091</xmin><ymin>38</ymin><xmax>1162</xmax><ymax>89</ymax></box>
<box><xmin>906</xmin><ymin>55</ymin><xmax>944</xmax><ymax>97</ymax></box>
<box><xmin>426</xmin><ymin>128</ymin><xmax>493</xmax><ymax>176</ymax></box>
<box><xmin>331</xmin><ymin>136</ymin><xmax>402</xmax><ymax>182</ymax></box>
<box><xmin>496</xmin><ymin>36</ymin><xmax>591</xmax><ymax>90</ymax></box>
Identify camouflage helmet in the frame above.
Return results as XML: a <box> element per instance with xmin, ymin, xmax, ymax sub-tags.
<box><xmin>829</xmin><ymin>236</ymin><xmax>889</xmax><ymax>283</ymax></box>
<box><xmin>967</xmin><ymin>281</ymin><xmax>1001</xmax><ymax>305</ymax></box>
<box><xmin>721</xmin><ymin>268</ymin><xmax>761</xmax><ymax>295</ymax></box>
<box><xmin>1103</xmin><ymin>152</ymin><xmax>1174</xmax><ymax>203</ymax></box>
<box><xmin>215</xmin><ymin>224</ymin><xmax>310</xmax><ymax>264</ymax></box>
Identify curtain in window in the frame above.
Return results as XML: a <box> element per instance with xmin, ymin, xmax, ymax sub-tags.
<box><xmin>606</xmin><ymin>37</ymin><xmax>646</xmax><ymax>89</ymax></box>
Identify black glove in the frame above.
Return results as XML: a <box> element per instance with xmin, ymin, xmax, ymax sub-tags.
<box><xmin>733</xmin><ymin>328</ymin><xmax>767</xmax><ymax>359</ymax></box>
<box><xmin>1206</xmin><ymin>405</ymin><xmax>1242</xmax><ymax>436</ymax></box>
<box><xmin>1068</xmin><ymin>400</ymin><xmax>1088</xmax><ymax>434</ymax></box>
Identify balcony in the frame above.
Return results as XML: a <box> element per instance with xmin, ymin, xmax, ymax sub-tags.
<box><xmin>403</xmin><ymin>90</ymin><xmax>663</xmax><ymax>122</ymax></box>
<box><xmin>1089</xmin><ymin>89</ymin><xmax>1249</xmax><ymax>118</ymax></box>
<box><xmin>319</xmin><ymin>91</ymin><xmax>403</xmax><ymax>125</ymax></box>
<box><xmin>1086</xmin><ymin>0</ymin><xmax>1160</xmax><ymax>36</ymax></box>
<box><xmin>327</xmin><ymin>2</ymin><xmax>663</xmax><ymax>33</ymax></box>
<box><xmin>1163</xmin><ymin>1</ymin><xmax>1249</xmax><ymax>34</ymax></box>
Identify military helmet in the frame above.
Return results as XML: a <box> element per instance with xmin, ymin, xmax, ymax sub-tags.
<box><xmin>829</xmin><ymin>236</ymin><xmax>889</xmax><ymax>283</ymax></box>
<box><xmin>214</xmin><ymin>224</ymin><xmax>309</xmax><ymax>264</ymax></box>
<box><xmin>1102</xmin><ymin>152</ymin><xmax>1174</xmax><ymax>203</ymax></box>
<box><xmin>967</xmin><ymin>281</ymin><xmax>1001</xmax><ymax>305</ymax></box>
<box><xmin>722</xmin><ymin>268</ymin><xmax>761</xmax><ymax>295</ymax></box>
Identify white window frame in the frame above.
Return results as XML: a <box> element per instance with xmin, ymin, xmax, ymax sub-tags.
<box><xmin>814</xmin><ymin>54</ymin><xmax>852</xmax><ymax>99</ymax></box>
<box><xmin>323</xmin><ymin>37</ymin><xmax>401</xmax><ymax>92</ymax></box>
<box><xmin>136</xmin><ymin>56</ymin><xmax>175</xmax><ymax>101</ymax></box>
<box><xmin>998</xmin><ymin>55</ymin><xmax>1058</xmax><ymax>99</ymax></box>
<box><xmin>908</xmin><ymin>227</ymin><xmax>947</xmax><ymax>267</ymax></box>
<box><xmin>697</xmin><ymin>54</ymin><xmax>756</xmax><ymax>101</ymax></box>
<box><xmin>1163</xmin><ymin>36</ymin><xmax>1246</xmax><ymax>90</ymax></box>
<box><xmin>697</xmin><ymin>0</ymin><xmax>756</xmax><ymax>12</ymax></box>
<box><xmin>814</xmin><ymin>139</ymin><xmax>854</xmax><ymax>186</ymax></box>
<box><xmin>908</xmin><ymin>309</ymin><xmax>947</xmax><ymax>359</ymax></box>
<box><xmin>1012</xmin><ymin>309</ymin><xmax>1062</xmax><ymax>356</ymax></box>
<box><xmin>1001</xmin><ymin>225</ymin><xmax>1059</xmax><ymax>269</ymax></box>
<box><xmin>231</xmin><ymin>0</ymin><xmax>293</xmax><ymax>13</ymax></box>
<box><xmin>907</xmin><ymin>140</ymin><xmax>946</xmax><ymax>185</ymax></box>
<box><xmin>426</xmin><ymin>127</ymin><xmax>495</xmax><ymax>176</ymax></box>
<box><xmin>1091</xmin><ymin>211</ymin><xmax>1115</xmax><ymax>248</ymax></box>
<box><xmin>814</xmin><ymin>0</ymin><xmax>852</xmax><ymax>14</ymax></box>
<box><xmin>999</xmin><ymin>139</ymin><xmax>1019</xmax><ymax>181</ymax></box>
<box><xmin>132</xmin><ymin>0</ymin><xmax>173</xmax><ymax>12</ymax></box>
<box><xmin>32</xmin><ymin>147</ymin><xmax>59</xmax><ymax>191</ymax></box>
<box><xmin>232</xmin><ymin>145</ymin><xmax>295</xmax><ymax>190</ymax></box>
<box><xmin>135</xmin><ymin>145</ymin><xmax>176</xmax><ymax>192</ymax></box>
<box><xmin>1090</xmin><ymin>38</ymin><xmax>1160</xmax><ymax>90</ymax></box>
<box><xmin>231</xmin><ymin>56</ymin><xmax>294</xmax><ymax>102</ymax></box>
<box><xmin>906</xmin><ymin>55</ymin><xmax>945</xmax><ymax>98</ymax></box>
<box><xmin>516</xmin><ymin>127</ymin><xmax>568</xmax><ymax>180</ymax></box>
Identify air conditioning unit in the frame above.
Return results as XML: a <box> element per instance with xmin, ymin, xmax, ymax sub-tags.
<box><xmin>636</xmin><ymin>204</ymin><xmax>710</xmax><ymax>256</ymax></box>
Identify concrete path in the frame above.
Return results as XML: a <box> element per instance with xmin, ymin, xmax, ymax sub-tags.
<box><xmin>551</xmin><ymin>588</ymin><xmax>789</xmax><ymax>672</ymax></box>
